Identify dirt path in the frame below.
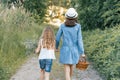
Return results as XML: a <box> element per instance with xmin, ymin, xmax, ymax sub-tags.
<box><xmin>10</xmin><ymin>54</ymin><xmax>103</xmax><ymax>80</ymax></box>
<box><xmin>10</xmin><ymin>56</ymin><xmax>40</xmax><ymax>80</ymax></box>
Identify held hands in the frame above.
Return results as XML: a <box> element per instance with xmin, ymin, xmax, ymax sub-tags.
<box><xmin>79</xmin><ymin>54</ymin><xmax>86</xmax><ymax>61</ymax></box>
<box><xmin>55</xmin><ymin>48</ymin><xmax>59</xmax><ymax>52</ymax></box>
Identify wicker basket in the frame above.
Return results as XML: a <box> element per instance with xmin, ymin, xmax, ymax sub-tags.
<box><xmin>76</xmin><ymin>57</ymin><xmax>89</xmax><ymax>70</ymax></box>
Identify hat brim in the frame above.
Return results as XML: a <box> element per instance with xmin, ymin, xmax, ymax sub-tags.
<box><xmin>65</xmin><ymin>12</ymin><xmax>78</xmax><ymax>18</ymax></box>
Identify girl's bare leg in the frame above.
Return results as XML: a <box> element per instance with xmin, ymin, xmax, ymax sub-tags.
<box><xmin>40</xmin><ymin>69</ymin><xmax>45</xmax><ymax>80</ymax></box>
<box><xmin>70</xmin><ymin>65</ymin><xmax>73</xmax><ymax>77</ymax></box>
<box><xmin>64</xmin><ymin>64</ymin><xmax>71</xmax><ymax>80</ymax></box>
<box><xmin>45</xmin><ymin>72</ymin><xmax>50</xmax><ymax>80</ymax></box>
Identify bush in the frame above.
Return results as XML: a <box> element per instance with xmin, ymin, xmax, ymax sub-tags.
<box><xmin>23</xmin><ymin>0</ymin><xmax>48</xmax><ymax>23</ymax></box>
<box><xmin>83</xmin><ymin>24</ymin><xmax>120</xmax><ymax>80</ymax></box>
<box><xmin>0</xmin><ymin>66</ymin><xmax>8</xmax><ymax>80</ymax></box>
<box><xmin>71</xmin><ymin>0</ymin><xmax>120</xmax><ymax>30</ymax></box>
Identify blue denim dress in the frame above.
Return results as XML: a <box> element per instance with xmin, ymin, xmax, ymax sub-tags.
<box><xmin>56</xmin><ymin>23</ymin><xmax>84</xmax><ymax>64</ymax></box>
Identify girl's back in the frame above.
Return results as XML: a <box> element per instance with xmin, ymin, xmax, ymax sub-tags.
<box><xmin>38</xmin><ymin>27</ymin><xmax>56</xmax><ymax>59</ymax></box>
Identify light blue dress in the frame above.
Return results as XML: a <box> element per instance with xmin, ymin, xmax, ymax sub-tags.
<box><xmin>56</xmin><ymin>23</ymin><xmax>84</xmax><ymax>64</ymax></box>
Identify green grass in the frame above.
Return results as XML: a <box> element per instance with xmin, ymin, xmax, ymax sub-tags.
<box><xmin>83</xmin><ymin>24</ymin><xmax>120</xmax><ymax>80</ymax></box>
<box><xmin>0</xmin><ymin>6</ymin><xmax>46</xmax><ymax>79</ymax></box>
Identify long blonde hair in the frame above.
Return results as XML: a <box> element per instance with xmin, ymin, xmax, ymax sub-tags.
<box><xmin>40</xmin><ymin>26</ymin><xmax>55</xmax><ymax>49</ymax></box>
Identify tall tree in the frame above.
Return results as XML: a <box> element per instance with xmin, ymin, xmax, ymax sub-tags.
<box><xmin>71</xmin><ymin>0</ymin><xmax>120</xmax><ymax>30</ymax></box>
<box><xmin>23</xmin><ymin>0</ymin><xmax>48</xmax><ymax>23</ymax></box>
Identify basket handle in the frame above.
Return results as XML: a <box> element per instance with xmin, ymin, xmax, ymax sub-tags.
<box><xmin>79</xmin><ymin>56</ymin><xmax>86</xmax><ymax>62</ymax></box>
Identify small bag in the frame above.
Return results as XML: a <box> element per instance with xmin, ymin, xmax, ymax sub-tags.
<box><xmin>76</xmin><ymin>57</ymin><xmax>89</xmax><ymax>70</ymax></box>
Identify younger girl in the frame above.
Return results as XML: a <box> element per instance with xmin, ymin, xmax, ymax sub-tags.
<box><xmin>35</xmin><ymin>26</ymin><xmax>56</xmax><ymax>80</ymax></box>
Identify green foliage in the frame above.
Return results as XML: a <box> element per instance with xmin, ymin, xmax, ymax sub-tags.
<box><xmin>83</xmin><ymin>25</ymin><xmax>120</xmax><ymax>80</ymax></box>
<box><xmin>23</xmin><ymin>0</ymin><xmax>48</xmax><ymax>23</ymax></box>
<box><xmin>71</xmin><ymin>0</ymin><xmax>120</xmax><ymax>30</ymax></box>
<box><xmin>101</xmin><ymin>0</ymin><xmax>120</xmax><ymax>27</ymax></box>
<box><xmin>0</xmin><ymin>6</ymin><xmax>43</xmax><ymax>79</ymax></box>
<box><xmin>0</xmin><ymin>66</ymin><xmax>8</xmax><ymax>80</ymax></box>
<box><xmin>0</xmin><ymin>0</ymin><xmax>8</xmax><ymax>4</ymax></box>
<box><xmin>1</xmin><ymin>0</ymin><xmax>22</xmax><ymax>7</ymax></box>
